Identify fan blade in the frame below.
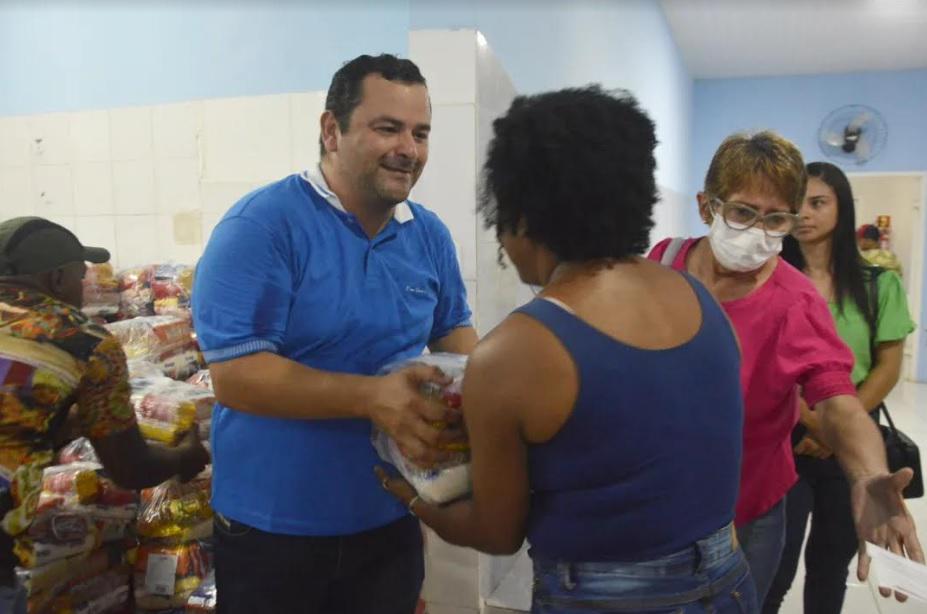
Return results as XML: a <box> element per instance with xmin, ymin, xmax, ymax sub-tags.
<box><xmin>824</xmin><ymin>132</ymin><xmax>844</xmax><ymax>147</ymax></box>
<box><xmin>848</xmin><ymin>112</ymin><xmax>872</xmax><ymax>131</ymax></box>
<box><xmin>856</xmin><ymin>138</ymin><xmax>871</xmax><ymax>161</ymax></box>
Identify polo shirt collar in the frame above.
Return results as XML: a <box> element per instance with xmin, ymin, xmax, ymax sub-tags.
<box><xmin>302</xmin><ymin>165</ymin><xmax>415</xmax><ymax>224</ymax></box>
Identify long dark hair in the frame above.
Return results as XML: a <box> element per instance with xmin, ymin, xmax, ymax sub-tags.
<box><xmin>782</xmin><ymin>162</ymin><xmax>873</xmax><ymax>322</ymax></box>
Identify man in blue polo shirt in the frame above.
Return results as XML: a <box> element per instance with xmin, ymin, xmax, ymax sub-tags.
<box><xmin>192</xmin><ymin>54</ymin><xmax>478</xmax><ymax>613</ymax></box>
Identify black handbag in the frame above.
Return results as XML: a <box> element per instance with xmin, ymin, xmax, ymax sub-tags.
<box><xmin>866</xmin><ymin>268</ymin><xmax>924</xmax><ymax>499</ymax></box>
<box><xmin>872</xmin><ymin>403</ymin><xmax>924</xmax><ymax>498</ymax></box>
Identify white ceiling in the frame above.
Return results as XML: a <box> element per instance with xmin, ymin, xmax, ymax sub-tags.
<box><xmin>659</xmin><ymin>0</ymin><xmax>927</xmax><ymax>79</ymax></box>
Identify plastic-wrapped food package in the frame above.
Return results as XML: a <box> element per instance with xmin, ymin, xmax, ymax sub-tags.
<box><xmin>41</xmin><ymin>463</ymin><xmax>103</xmax><ymax>505</ymax></box>
<box><xmin>137</xmin><ymin>473</ymin><xmax>212</xmax><ymax>542</ymax></box>
<box><xmin>127</xmin><ymin>359</ymin><xmax>166</xmax><ymax>380</ymax></box>
<box><xmin>134</xmin><ymin>540</ymin><xmax>211</xmax><ymax>610</ymax></box>
<box><xmin>57</xmin><ymin>438</ymin><xmax>100</xmax><ymax>465</ymax></box>
<box><xmin>372</xmin><ymin>353</ymin><xmax>471</xmax><ymax>504</ymax></box>
<box><xmin>14</xmin><ymin>531</ymin><xmax>98</xmax><ymax>568</ymax></box>
<box><xmin>185</xmin><ymin>570</ymin><xmax>216</xmax><ymax>613</ymax></box>
<box><xmin>106</xmin><ymin>315</ymin><xmax>194</xmax><ymax>362</ymax></box>
<box><xmin>55</xmin><ymin>565</ymin><xmax>131</xmax><ymax>614</ymax></box>
<box><xmin>118</xmin><ymin>266</ymin><xmax>156</xmax><ymax>319</ymax></box>
<box><xmin>129</xmin><ymin>377</ymin><xmax>213</xmax><ymax>445</ymax></box>
<box><xmin>151</xmin><ymin>264</ymin><xmax>195</xmax><ymax>317</ymax></box>
<box><xmin>17</xmin><ymin>541</ymin><xmax>128</xmax><ymax>601</ymax></box>
<box><xmin>186</xmin><ymin>370</ymin><xmax>213</xmax><ymax>391</ymax></box>
<box><xmin>82</xmin><ymin>264</ymin><xmax>121</xmax><ymax>319</ymax></box>
<box><xmin>159</xmin><ymin>347</ymin><xmax>205</xmax><ymax>381</ymax></box>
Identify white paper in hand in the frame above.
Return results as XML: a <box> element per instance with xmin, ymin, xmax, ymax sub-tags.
<box><xmin>145</xmin><ymin>553</ymin><xmax>179</xmax><ymax>597</ymax></box>
<box><xmin>866</xmin><ymin>542</ymin><xmax>927</xmax><ymax>602</ymax></box>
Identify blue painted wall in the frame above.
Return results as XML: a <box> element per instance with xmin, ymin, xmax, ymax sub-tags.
<box><xmin>0</xmin><ymin>2</ymin><xmax>411</xmax><ymax>115</ymax></box>
<box><xmin>691</xmin><ymin>69</ymin><xmax>927</xmax><ymax>199</ymax></box>
<box><xmin>692</xmin><ymin>68</ymin><xmax>927</xmax><ymax>379</ymax></box>
<box><xmin>411</xmin><ymin>0</ymin><xmax>693</xmax><ymax>195</ymax></box>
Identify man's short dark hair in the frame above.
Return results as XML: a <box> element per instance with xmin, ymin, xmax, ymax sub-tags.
<box><xmin>319</xmin><ymin>54</ymin><xmax>427</xmax><ymax>157</ymax></box>
<box><xmin>479</xmin><ymin>85</ymin><xmax>658</xmax><ymax>262</ymax></box>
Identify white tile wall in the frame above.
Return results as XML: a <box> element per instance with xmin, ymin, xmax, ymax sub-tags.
<box><xmin>115</xmin><ymin>215</ymin><xmax>159</xmax><ymax>268</ymax></box>
<box><xmin>75</xmin><ymin>215</ymin><xmax>118</xmax><ymax>258</ymax></box>
<box><xmin>155</xmin><ymin>157</ymin><xmax>201</xmax><ymax>214</ymax></box>
<box><xmin>410</xmin><ymin>30</ymin><xmax>477</xmax><ymax>106</ymax></box>
<box><xmin>157</xmin><ymin>213</ymin><xmax>202</xmax><ymax>264</ymax></box>
<box><xmin>202</xmin><ymin>94</ymin><xmax>291</xmax><ymax>183</ymax></box>
<box><xmin>0</xmin><ymin>117</ymin><xmax>30</xmax><ymax>167</ymax></box>
<box><xmin>290</xmin><ymin>92</ymin><xmax>326</xmax><ymax>173</ymax></box>
<box><xmin>0</xmin><ymin>166</ymin><xmax>33</xmax><ymax>219</ymax></box>
<box><xmin>110</xmin><ymin>107</ymin><xmax>153</xmax><ymax>161</ymax></box>
<box><xmin>112</xmin><ymin>159</ymin><xmax>156</xmax><ymax>215</ymax></box>
<box><xmin>32</xmin><ymin>164</ymin><xmax>74</xmax><ymax>219</ymax></box>
<box><xmin>0</xmin><ymin>90</ymin><xmax>342</xmax><ymax>269</ymax></box>
<box><xmin>27</xmin><ymin>113</ymin><xmax>71</xmax><ymax>166</ymax></box>
<box><xmin>200</xmin><ymin>181</ymin><xmax>258</xmax><ymax>214</ymax></box>
<box><xmin>70</xmin><ymin>110</ymin><xmax>111</xmax><ymax>162</ymax></box>
<box><xmin>72</xmin><ymin>161</ymin><xmax>114</xmax><ymax>216</ymax></box>
<box><xmin>410</xmin><ymin>104</ymin><xmax>478</xmax><ymax>280</ymax></box>
<box><xmin>153</xmin><ymin>102</ymin><xmax>202</xmax><ymax>160</ymax></box>
<box><xmin>201</xmin><ymin>210</ymin><xmax>224</xmax><ymax>247</ymax></box>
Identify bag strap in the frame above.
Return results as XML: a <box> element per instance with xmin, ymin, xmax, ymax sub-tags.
<box><xmin>864</xmin><ymin>267</ymin><xmax>898</xmax><ymax>432</ymax></box>
<box><xmin>660</xmin><ymin>238</ymin><xmax>686</xmax><ymax>267</ymax></box>
<box><xmin>878</xmin><ymin>402</ymin><xmax>900</xmax><ymax>435</ymax></box>
<box><xmin>866</xmin><ymin>268</ymin><xmax>880</xmax><ymax>352</ymax></box>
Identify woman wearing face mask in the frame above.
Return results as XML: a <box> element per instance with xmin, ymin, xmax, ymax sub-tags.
<box><xmin>379</xmin><ymin>87</ymin><xmax>757</xmax><ymax>613</ymax></box>
<box><xmin>648</xmin><ymin>132</ymin><xmax>922</xmax><ymax>606</ymax></box>
<box><xmin>764</xmin><ymin>162</ymin><xmax>916</xmax><ymax>614</ymax></box>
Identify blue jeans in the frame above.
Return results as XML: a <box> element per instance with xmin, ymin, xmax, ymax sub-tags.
<box><xmin>0</xmin><ymin>581</ymin><xmax>26</xmax><ymax>614</ymax></box>
<box><xmin>736</xmin><ymin>498</ymin><xmax>786</xmax><ymax>608</ymax></box>
<box><xmin>531</xmin><ymin>524</ymin><xmax>758</xmax><ymax>613</ymax></box>
<box><xmin>213</xmin><ymin>513</ymin><xmax>423</xmax><ymax>614</ymax></box>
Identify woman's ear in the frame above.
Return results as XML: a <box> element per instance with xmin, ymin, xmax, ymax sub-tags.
<box><xmin>697</xmin><ymin>192</ymin><xmax>712</xmax><ymax>226</ymax></box>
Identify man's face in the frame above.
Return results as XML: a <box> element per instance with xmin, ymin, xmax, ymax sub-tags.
<box><xmin>333</xmin><ymin>74</ymin><xmax>431</xmax><ymax>208</ymax></box>
<box><xmin>53</xmin><ymin>261</ymin><xmax>87</xmax><ymax>308</ymax></box>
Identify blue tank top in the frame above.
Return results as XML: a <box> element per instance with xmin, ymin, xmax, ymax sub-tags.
<box><xmin>518</xmin><ymin>272</ymin><xmax>743</xmax><ymax>562</ymax></box>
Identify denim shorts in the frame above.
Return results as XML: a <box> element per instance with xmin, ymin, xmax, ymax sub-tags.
<box><xmin>532</xmin><ymin>524</ymin><xmax>758</xmax><ymax>613</ymax></box>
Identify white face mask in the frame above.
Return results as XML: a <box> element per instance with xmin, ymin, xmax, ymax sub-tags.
<box><xmin>706</xmin><ymin>213</ymin><xmax>782</xmax><ymax>273</ymax></box>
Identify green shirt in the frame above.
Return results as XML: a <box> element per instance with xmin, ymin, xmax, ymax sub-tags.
<box><xmin>829</xmin><ymin>270</ymin><xmax>915</xmax><ymax>385</ymax></box>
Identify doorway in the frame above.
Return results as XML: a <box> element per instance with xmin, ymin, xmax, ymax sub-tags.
<box><xmin>847</xmin><ymin>172</ymin><xmax>926</xmax><ymax>382</ymax></box>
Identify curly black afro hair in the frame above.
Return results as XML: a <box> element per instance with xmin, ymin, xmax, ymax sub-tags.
<box><xmin>479</xmin><ymin>85</ymin><xmax>658</xmax><ymax>262</ymax></box>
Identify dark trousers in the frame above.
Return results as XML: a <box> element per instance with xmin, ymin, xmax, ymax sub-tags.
<box><xmin>214</xmin><ymin>513</ymin><xmax>424</xmax><ymax>614</ymax></box>
<box><xmin>763</xmin><ymin>456</ymin><xmax>858</xmax><ymax>614</ymax></box>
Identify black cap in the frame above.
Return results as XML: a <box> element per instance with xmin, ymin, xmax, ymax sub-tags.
<box><xmin>0</xmin><ymin>217</ymin><xmax>110</xmax><ymax>276</ymax></box>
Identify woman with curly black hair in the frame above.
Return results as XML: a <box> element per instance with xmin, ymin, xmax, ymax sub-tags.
<box><xmin>379</xmin><ymin>86</ymin><xmax>756</xmax><ymax>613</ymax></box>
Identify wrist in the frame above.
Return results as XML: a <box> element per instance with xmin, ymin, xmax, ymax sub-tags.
<box><xmin>352</xmin><ymin>375</ymin><xmax>381</xmax><ymax>420</ymax></box>
<box><xmin>408</xmin><ymin>495</ymin><xmax>422</xmax><ymax>517</ymax></box>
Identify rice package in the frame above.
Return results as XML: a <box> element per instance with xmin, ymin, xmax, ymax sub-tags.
<box><xmin>134</xmin><ymin>540</ymin><xmax>211</xmax><ymax>610</ymax></box>
<box><xmin>137</xmin><ymin>473</ymin><xmax>213</xmax><ymax>542</ymax></box>
<box><xmin>372</xmin><ymin>353</ymin><xmax>470</xmax><ymax>504</ymax></box>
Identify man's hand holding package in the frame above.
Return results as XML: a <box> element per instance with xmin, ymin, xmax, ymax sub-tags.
<box><xmin>369</xmin><ymin>364</ymin><xmax>461</xmax><ymax>468</ymax></box>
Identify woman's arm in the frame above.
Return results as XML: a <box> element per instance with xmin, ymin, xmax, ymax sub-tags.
<box><xmin>379</xmin><ymin>314</ymin><xmax>574</xmax><ymax>555</ymax></box>
<box><xmin>857</xmin><ymin>340</ymin><xmax>904</xmax><ymax>412</ymax></box>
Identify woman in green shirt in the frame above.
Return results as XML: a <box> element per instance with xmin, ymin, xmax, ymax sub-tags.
<box><xmin>765</xmin><ymin>161</ymin><xmax>916</xmax><ymax>613</ymax></box>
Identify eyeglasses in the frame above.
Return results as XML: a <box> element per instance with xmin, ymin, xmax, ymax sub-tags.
<box><xmin>710</xmin><ymin>197</ymin><xmax>799</xmax><ymax>238</ymax></box>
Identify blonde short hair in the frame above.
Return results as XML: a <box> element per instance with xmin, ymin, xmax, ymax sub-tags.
<box><xmin>704</xmin><ymin>131</ymin><xmax>807</xmax><ymax>211</ymax></box>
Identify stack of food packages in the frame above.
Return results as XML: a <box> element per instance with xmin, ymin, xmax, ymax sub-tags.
<box><xmin>106</xmin><ymin>315</ymin><xmax>203</xmax><ymax>382</ymax></box>
<box><xmin>118</xmin><ymin>264</ymin><xmax>194</xmax><ymax>320</ymax></box>
<box><xmin>17</xmin><ymin>439</ymin><xmax>138</xmax><ymax>614</ymax></box>
<box><xmin>128</xmin><ymin>369</ymin><xmax>216</xmax><ymax>610</ymax></box>
<box><xmin>97</xmin><ymin>262</ymin><xmax>218</xmax><ymax>611</ymax></box>
<box><xmin>82</xmin><ymin>264</ymin><xmax>122</xmax><ymax>323</ymax></box>
<box><xmin>82</xmin><ymin>263</ymin><xmax>194</xmax><ymax>326</ymax></box>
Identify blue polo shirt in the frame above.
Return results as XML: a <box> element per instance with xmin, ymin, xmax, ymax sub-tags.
<box><xmin>192</xmin><ymin>169</ymin><xmax>472</xmax><ymax>536</ymax></box>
